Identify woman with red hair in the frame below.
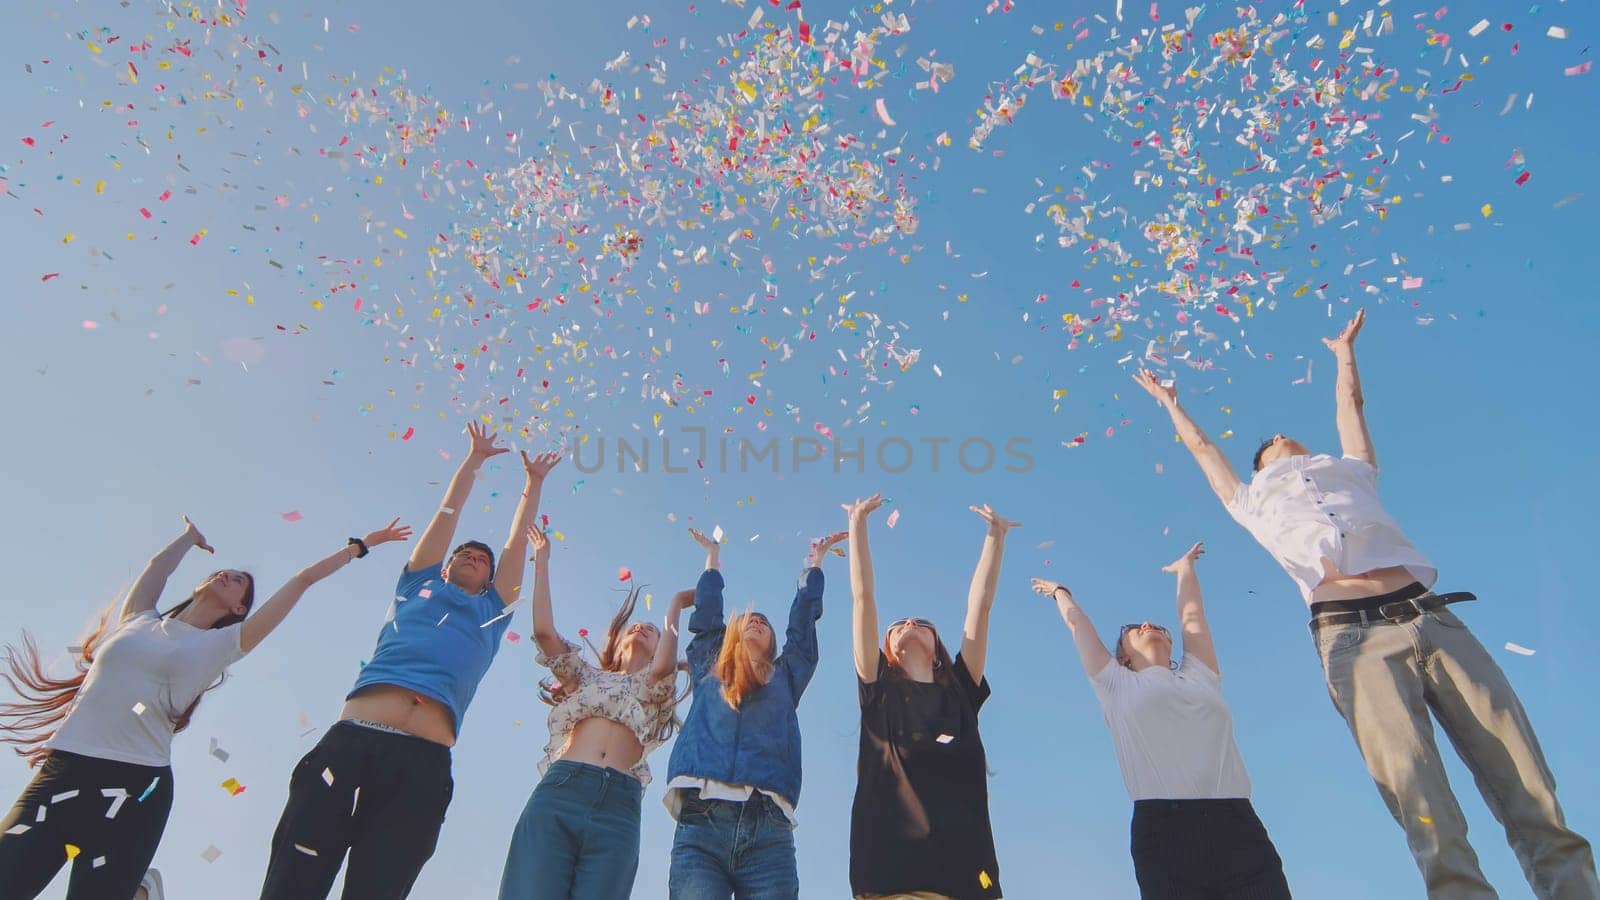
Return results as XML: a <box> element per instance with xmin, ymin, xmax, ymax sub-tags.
<box><xmin>846</xmin><ymin>496</ymin><xmax>1018</xmax><ymax>900</ymax></box>
<box><xmin>664</xmin><ymin>526</ymin><xmax>847</xmax><ymax>899</ymax></box>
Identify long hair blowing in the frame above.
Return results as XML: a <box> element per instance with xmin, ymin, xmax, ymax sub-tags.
<box><xmin>539</xmin><ymin>584</ymin><xmax>690</xmax><ymax>741</ymax></box>
<box><xmin>715</xmin><ymin>612</ymin><xmax>777</xmax><ymax>709</ymax></box>
<box><xmin>882</xmin><ymin>624</ymin><xmax>958</xmax><ymax>689</ymax></box>
<box><xmin>0</xmin><ymin>573</ymin><xmax>254</xmax><ymax>768</ymax></box>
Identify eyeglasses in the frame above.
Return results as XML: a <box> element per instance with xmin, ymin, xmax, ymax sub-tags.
<box><xmin>889</xmin><ymin>617</ymin><xmax>936</xmax><ymax>631</ymax></box>
<box><xmin>1119</xmin><ymin>623</ymin><xmax>1171</xmax><ymax>639</ymax></box>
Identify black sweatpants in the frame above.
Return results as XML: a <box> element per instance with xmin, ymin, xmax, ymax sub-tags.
<box><xmin>0</xmin><ymin>749</ymin><xmax>174</xmax><ymax>899</ymax></box>
<box><xmin>1131</xmin><ymin>798</ymin><xmax>1293</xmax><ymax>899</ymax></box>
<box><xmin>259</xmin><ymin>720</ymin><xmax>454</xmax><ymax>900</ymax></box>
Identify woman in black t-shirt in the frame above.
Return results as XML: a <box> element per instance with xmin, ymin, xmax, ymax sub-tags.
<box><xmin>843</xmin><ymin>494</ymin><xmax>1019</xmax><ymax>900</ymax></box>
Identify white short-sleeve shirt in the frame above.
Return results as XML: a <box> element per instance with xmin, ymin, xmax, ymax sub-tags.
<box><xmin>1090</xmin><ymin>656</ymin><xmax>1251</xmax><ymax>802</ymax></box>
<box><xmin>48</xmin><ymin>610</ymin><xmax>246</xmax><ymax>767</ymax></box>
<box><xmin>1226</xmin><ymin>453</ymin><xmax>1437</xmax><ymax>605</ymax></box>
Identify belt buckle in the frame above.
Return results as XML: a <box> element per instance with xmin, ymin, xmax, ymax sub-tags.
<box><xmin>1380</xmin><ymin>597</ymin><xmax>1425</xmax><ymax>623</ymax></box>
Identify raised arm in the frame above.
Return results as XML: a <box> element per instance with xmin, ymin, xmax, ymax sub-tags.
<box><xmin>525</xmin><ymin>524</ymin><xmax>569</xmax><ymax>665</ymax></box>
<box><xmin>493</xmin><ymin>450</ymin><xmax>563</xmax><ymax>605</ymax></box>
<box><xmin>1164</xmin><ymin>542</ymin><xmax>1218</xmax><ymax>674</ymax></box>
<box><xmin>961</xmin><ymin>505</ymin><xmax>1020</xmax><ymax>685</ymax></box>
<box><xmin>684</xmin><ymin>528</ymin><xmax>727</xmax><ymax>682</ymax></box>
<box><xmin>1030</xmin><ymin>578</ymin><xmax>1113</xmax><ymax>677</ymax></box>
<box><xmin>407</xmin><ymin>422</ymin><xmax>508</xmax><ymax>573</ymax></box>
<box><xmin>650</xmin><ymin>589</ymin><xmax>695</xmax><ymax>685</ymax></box>
<box><xmin>1133</xmin><ymin>369</ymin><xmax>1242</xmax><ymax>505</ymax></box>
<box><xmin>844</xmin><ymin>494</ymin><xmax>885</xmax><ymax>683</ymax></box>
<box><xmin>1323</xmin><ymin>309</ymin><xmax>1375</xmax><ymax>466</ymax></box>
<box><xmin>120</xmin><ymin>516</ymin><xmax>214</xmax><ymax>622</ymax></box>
<box><xmin>777</xmin><ymin>531</ymin><xmax>846</xmax><ymax>697</ymax></box>
<box><xmin>240</xmin><ymin>520</ymin><xmax>412</xmax><ymax>653</ymax></box>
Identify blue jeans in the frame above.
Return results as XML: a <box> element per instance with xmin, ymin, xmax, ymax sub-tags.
<box><xmin>499</xmin><ymin>761</ymin><xmax>644</xmax><ymax>900</ymax></box>
<box><xmin>668</xmin><ymin>792</ymin><xmax>799</xmax><ymax>900</ymax></box>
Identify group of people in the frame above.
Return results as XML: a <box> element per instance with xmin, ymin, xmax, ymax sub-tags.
<box><xmin>0</xmin><ymin>312</ymin><xmax>1594</xmax><ymax>900</ymax></box>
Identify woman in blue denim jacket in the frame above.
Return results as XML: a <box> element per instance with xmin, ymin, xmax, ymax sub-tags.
<box><xmin>664</xmin><ymin>527</ymin><xmax>848</xmax><ymax>900</ymax></box>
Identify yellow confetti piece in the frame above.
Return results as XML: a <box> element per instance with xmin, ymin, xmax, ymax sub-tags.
<box><xmin>1419</xmin><ymin>815</ymin><xmax>1433</xmax><ymax>825</ymax></box>
<box><xmin>1480</xmin><ymin>203</ymin><xmax>1493</xmax><ymax>218</ymax></box>
<box><xmin>62</xmin><ymin>233</ymin><xmax>75</xmax><ymax>244</ymax></box>
<box><xmin>980</xmin><ymin>871</ymin><xmax>993</xmax><ymax>889</ymax></box>
<box><xmin>65</xmin><ymin>843</ymin><xmax>80</xmax><ymax>860</ymax></box>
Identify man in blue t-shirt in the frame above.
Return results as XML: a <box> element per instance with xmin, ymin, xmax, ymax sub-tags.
<box><xmin>260</xmin><ymin>422</ymin><xmax>562</xmax><ymax>899</ymax></box>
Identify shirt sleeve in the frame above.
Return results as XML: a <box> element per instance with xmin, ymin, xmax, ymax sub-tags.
<box><xmin>535</xmin><ymin>638</ymin><xmax>591</xmax><ymax>684</ymax></box>
<box><xmin>1089</xmin><ymin>658</ymin><xmax>1125</xmax><ymax>704</ymax></box>
<box><xmin>857</xmin><ymin>653</ymin><xmax>889</xmax><ymax>708</ymax></box>
<box><xmin>396</xmin><ymin>562</ymin><xmax>443</xmax><ymax>598</ymax></box>
<box><xmin>1341</xmin><ymin>455</ymin><xmax>1381</xmax><ymax>482</ymax></box>
<box><xmin>200</xmin><ymin>621</ymin><xmax>247</xmax><ymax>669</ymax></box>
<box><xmin>638</xmin><ymin>670</ymin><xmax>678</xmax><ymax>707</ymax></box>
<box><xmin>1223</xmin><ymin>480</ymin><xmax>1254</xmax><ymax>520</ymax></box>
<box><xmin>951</xmin><ymin>653</ymin><xmax>992</xmax><ymax>713</ymax></box>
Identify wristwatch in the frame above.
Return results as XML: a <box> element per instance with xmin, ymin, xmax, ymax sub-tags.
<box><xmin>347</xmin><ymin>537</ymin><xmax>369</xmax><ymax>558</ymax></box>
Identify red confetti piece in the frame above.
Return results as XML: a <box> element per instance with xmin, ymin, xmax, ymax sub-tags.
<box><xmin>618</xmin><ymin>567</ymin><xmax>633</xmax><ymax>582</ymax></box>
<box><xmin>41</xmin><ymin>273</ymin><xmax>60</xmax><ymax>282</ymax></box>
<box><xmin>401</xmin><ymin>427</ymin><xmax>415</xmax><ymax>441</ymax></box>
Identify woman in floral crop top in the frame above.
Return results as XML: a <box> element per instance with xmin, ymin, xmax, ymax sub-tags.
<box><xmin>497</xmin><ymin>524</ymin><xmax>688</xmax><ymax>900</ymax></box>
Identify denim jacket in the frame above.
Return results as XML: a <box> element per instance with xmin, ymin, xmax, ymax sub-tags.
<box><xmin>664</xmin><ymin>566</ymin><xmax>823</xmax><ymax>810</ymax></box>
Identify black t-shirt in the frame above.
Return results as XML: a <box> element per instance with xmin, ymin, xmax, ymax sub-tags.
<box><xmin>849</xmin><ymin>652</ymin><xmax>1000</xmax><ymax>899</ymax></box>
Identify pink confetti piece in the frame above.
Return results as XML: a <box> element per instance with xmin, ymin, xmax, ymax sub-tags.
<box><xmin>281</xmin><ymin>510</ymin><xmax>304</xmax><ymax>522</ymax></box>
<box><xmin>885</xmin><ymin>509</ymin><xmax>901</xmax><ymax>528</ymax></box>
<box><xmin>1402</xmin><ymin>277</ymin><xmax>1424</xmax><ymax>289</ymax></box>
<box><xmin>874</xmin><ymin>97</ymin><xmax>896</xmax><ymax>127</ymax></box>
<box><xmin>81</xmin><ymin>320</ymin><xmax>98</xmax><ymax>330</ymax></box>
<box><xmin>1565</xmin><ymin>61</ymin><xmax>1592</xmax><ymax>77</ymax></box>
<box><xmin>506</xmin><ymin>631</ymin><xmax>522</xmax><ymax>644</ymax></box>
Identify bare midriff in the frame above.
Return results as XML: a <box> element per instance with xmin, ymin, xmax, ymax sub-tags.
<box><xmin>554</xmin><ymin>717</ymin><xmax>645</xmax><ymax>780</ymax></box>
<box><xmin>340</xmin><ymin>684</ymin><xmax>457</xmax><ymax>747</ymax></box>
<box><xmin>1310</xmin><ymin>563</ymin><xmax>1422</xmax><ymax>604</ymax></box>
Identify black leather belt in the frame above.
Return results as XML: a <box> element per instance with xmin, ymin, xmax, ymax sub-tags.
<box><xmin>1309</xmin><ymin>590</ymin><xmax>1476</xmax><ymax>632</ymax></box>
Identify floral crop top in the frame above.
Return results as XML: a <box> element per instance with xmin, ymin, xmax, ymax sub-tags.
<box><xmin>536</xmin><ymin>638</ymin><xmax>677</xmax><ymax>784</ymax></box>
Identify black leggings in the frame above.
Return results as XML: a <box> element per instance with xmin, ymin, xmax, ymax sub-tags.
<box><xmin>259</xmin><ymin>720</ymin><xmax>454</xmax><ymax>900</ymax></box>
<box><xmin>0</xmin><ymin>749</ymin><xmax>174</xmax><ymax>900</ymax></box>
<box><xmin>1131</xmin><ymin>798</ymin><xmax>1293</xmax><ymax>899</ymax></box>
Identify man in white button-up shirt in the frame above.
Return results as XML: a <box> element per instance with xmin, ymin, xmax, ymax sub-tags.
<box><xmin>1134</xmin><ymin>310</ymin><xmax>1597</xmax><ymax>900</ymax></box>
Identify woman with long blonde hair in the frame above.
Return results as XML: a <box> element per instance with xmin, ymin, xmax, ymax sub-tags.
<box><xmin>664</xmin><ymin>526</ymin><xmax>847</xmax><ymax>899</ymax></box>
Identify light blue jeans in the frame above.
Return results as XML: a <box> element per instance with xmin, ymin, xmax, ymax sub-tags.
<box><xmin>668</xmin><ymin>792</ymin><xmax>798</xmax><ymax>900</ymax></box>
<box><xmin>498</xmin><ymin>761</ymin><xmax>643</xmax><ymax>900</ymax></box>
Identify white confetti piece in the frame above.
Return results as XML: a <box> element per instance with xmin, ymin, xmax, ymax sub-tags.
<box><xmin>34</xmin><ymin>806</ymin><xmax>45</xmax><ymax>823</ymax></box>
<box><xmin>92</xmin><ymin>856</ymin><xmax>106</xmax><ymax>868</ymax></box>
<box><xmin>201</xmin><ymin>845</ymin><xmax>222</xmax><ymax>863</ymax></box>
<box><xmin>50</xmin><ymin>790</ymin><xmax>79</xmax><ymax>804</ymax></box>
<box><xmin>712</xmin><ymin>525</ymin><xmax>725</xmax><ymax>543</ymax></box>
<box><xmin>1504</xmin><ymin>642</ymin><xmax>1536</xmax><ymax>656</ymax></box>
<box><xmin>1468</xmin><ymin>19</ymin><xmax>1490</xmax><ymax>37</ymax></box>
<box><xmin>935</xmin><ymin>733</ymin><xmax>955</xmax><ymax>744</ymax></box>
<box><xmin>440</xmin><ymin>506</ymin><xmax>456</xmax><ymax>515</ymax></box>
<box><xmin>321</xmin><ymin>768</ymin><xmax>335</xmax><ymax>787</ymax></box>
<box><xmin>4</xmin><ymin>824</ymin><xmax>29</xmax><ymax>835</ymax></box>
<box><xmin>1546</xmin><ymin>26</ymin><xmax>1568</xmax><ymax>40</ymax></box>
<box><xmin>131</xmin><ymin>702</ymin><xmax>146</xmax><ymax>716</ymax></box>
<box><xmin>209</xmin><ymin>737</ymin><xmax>230</xmax><ymax>763</ymax></box>
<box><xmin>294</xmin><ymin>844</ymin><xmax>319</xmax><ymax>857</ymax></box>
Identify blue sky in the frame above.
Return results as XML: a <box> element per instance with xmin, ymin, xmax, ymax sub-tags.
<box><xmin>1</xmin><ymin>1</ymin><xmax>1597</xmax><ymax>897</ymax></box>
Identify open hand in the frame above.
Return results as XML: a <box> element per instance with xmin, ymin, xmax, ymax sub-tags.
<box><xmin>526</xmin><ymin>524</ymin><xmax>551</xmax><ymax>562</ymax></box>
<box><xmin>842</xmin><ymin>493</ymin><xmax>885</xmax><ymax>525</ymax></box>
<box><xmin>971</xmin><ymin>504</ymin><xmax>1021</xmax><ymax>537</ymax></box>
<box><xmin>467</xmin><ymin>422</ymin><xmax>509</xmax><ymax>461</ymax></box>
<box><xmin>363</xmin><ymin>518</ymin><xmax>414</xmax><ymax>548</ymax></box>
<box><xmin>1132</xmin><ymin>368</ymin><xmax>1177</xmax><ymax>406</ymax></box>
<box><xmin>1030</xmin><ymin>577</ymin><xmax>1071</xmax><ymax>600</ymax></box>
<box><xmin>521</xmin><ymin>450</ymin><xmax>563</xmax><ymax>483</ymax></box>
<box><xmin>687</xmin><ymin>527</ymin><xmax>719</xmax><ymax>551</ymax></box>
<box><xmin>1161</xmin><ymin>541</ymin><xmax>1206</xmax><ymax>574</ymax></box>
<box><xmin>807</xmin><ymin>530</ymin><xmax>849</xmax><ymax>567</ymax></box>
<box><xmin>182</xmin><ymin>516</ymin><xmax>214</xmax><ymax>554</ymax></box>
<box><xmin>1322</xmin><ymin>308</ymin><xmax>1365</xmax><ymax>354</ymax></box>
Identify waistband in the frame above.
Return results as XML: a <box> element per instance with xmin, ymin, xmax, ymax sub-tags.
<box><xmin>331</xmin><ymin>719</ymin><xmax>452</xmax><ymax>760</ymax></box>
<box><xmin>542</xmin><ymin>759</ymin><xmax>645</xmax><ymax>795</ymax></box>
<box><xmin>1309</xmin><ymin>581</ymin><xmax>1429</xmax><ymax>615</ymax></box>
<box><xmin>1133</xmin><ymin>798</ymin><xmax>1254</xmax><ymax>814</ymax></box>
<box><xmin>42</xmin><ymin>748</ymin><xmax>174</xmax><ymax>777</ymax></box>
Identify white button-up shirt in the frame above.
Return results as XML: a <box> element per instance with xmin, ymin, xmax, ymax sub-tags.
<box><xmin>1226</xmin><ymin>454</ymin><xmax>1436</xmax><ymax>605</ymax></box>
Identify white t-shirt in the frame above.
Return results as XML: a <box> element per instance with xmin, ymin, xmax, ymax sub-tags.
<box><xmin>47</xmin><ymin>609</ymin><xmax>245</xmax><ymax>767</ymax></box>
<box><xmin>1226</xmin><ymin>453</ymin><xmax>1437</xmax><ymax>605</ymax></box>
<box><xmin>1090</xmin><ymin>655</ymin><xmax>1251</xmax><ymax>802</ymax></box>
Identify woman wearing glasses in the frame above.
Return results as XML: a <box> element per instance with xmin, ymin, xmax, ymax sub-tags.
<box><xmin>1031</xmin><ymin>542</ymin><xmax>1291</xmax><ymax>900</ymax></box>
<box><xmin>845</xmin><ymin>495</ymin><xmax>1017</xmax><ymax>900</ymax></box>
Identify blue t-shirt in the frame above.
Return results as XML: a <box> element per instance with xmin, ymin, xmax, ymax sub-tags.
<box><xmin>346</xmin><ymin>563</ymin><xmax>510</xmax><ymax>734</ymax></box>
